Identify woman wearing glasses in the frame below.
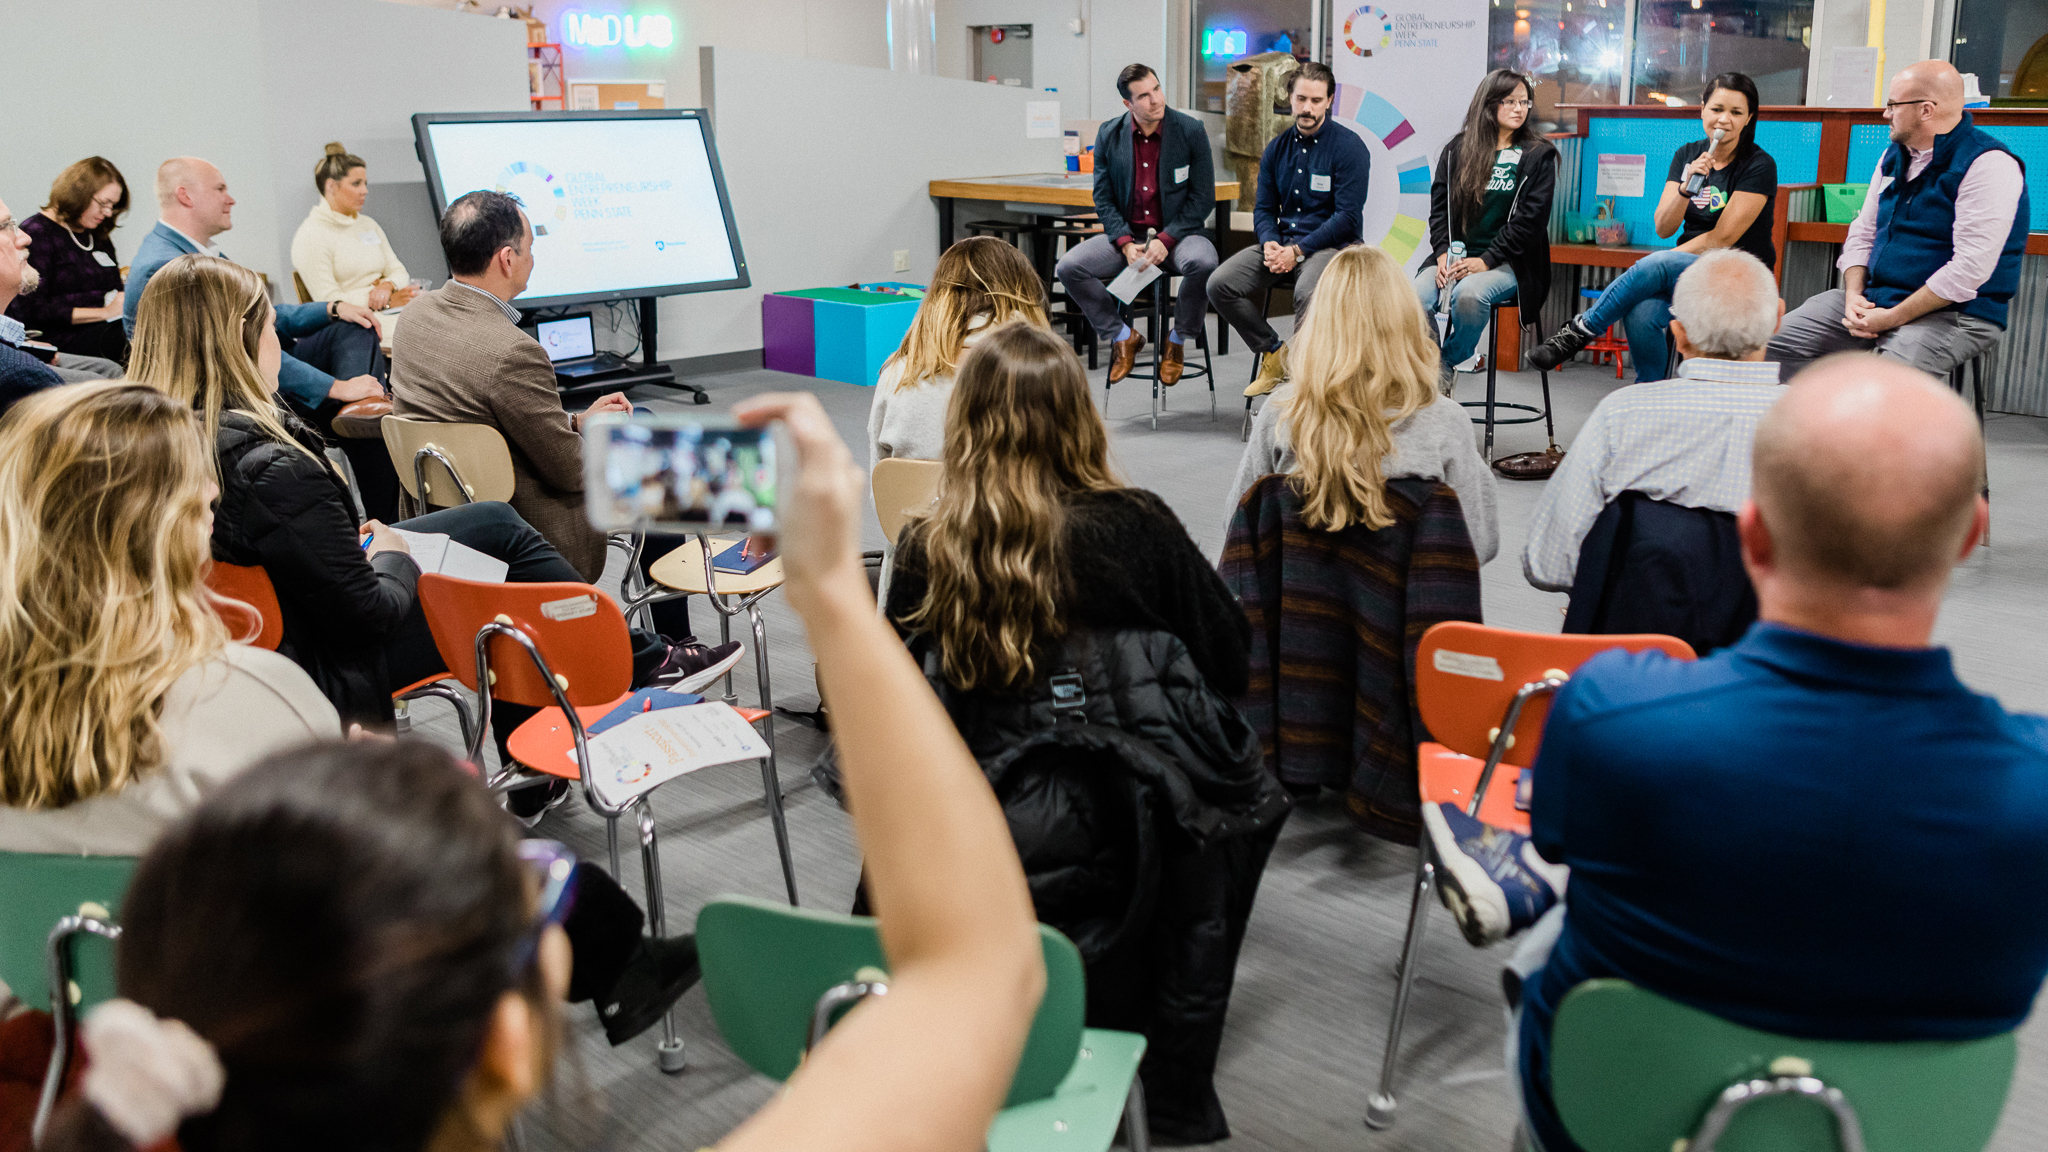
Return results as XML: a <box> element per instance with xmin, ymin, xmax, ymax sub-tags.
<box><xmin>1529</xmin><ymin>72</ymin><xmax>1777</xmax><ymax>382</ymax></box>
<box><xmin>1415</xmin><ymin>70</ymin><xmax>1559</xmax><ymax>398</ymax></box>
<box><xmin>4</xmin><ymin>158</ymin><xmax>134</xmax><ymax>368</ymax></box>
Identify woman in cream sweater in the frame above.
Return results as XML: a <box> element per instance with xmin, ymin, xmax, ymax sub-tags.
<box><xmin>289</xmin><ymin>143</ymin><xmax>417</xmax><ymax>311</ymax></box>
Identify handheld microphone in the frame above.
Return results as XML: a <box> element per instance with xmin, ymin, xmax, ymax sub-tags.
<box><xmin>1685</xmin><ymin>129</ymin><xmax>1726</xmax><ymax>196</ymax></box>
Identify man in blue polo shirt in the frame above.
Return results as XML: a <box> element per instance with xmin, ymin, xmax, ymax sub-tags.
<box><xmin>1424</xmin><ymin>355</ymin><xmax>2048</xmax><ymax>1151</ymax></box>
<box><xmin>1208</xmin><ymin>60</ymin><xmax>1370</xmax><ymax>399</ymax></box>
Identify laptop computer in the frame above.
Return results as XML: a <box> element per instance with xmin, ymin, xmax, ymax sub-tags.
<box><xmin>533</xmin><ymin>314</ymin><xmax>632</xmax><ymax>380</ymax></box>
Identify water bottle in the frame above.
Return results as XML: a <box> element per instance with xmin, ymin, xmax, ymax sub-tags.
<box><xmin>1436</xmin><ymin>241</ymin><xmax>1465</xmax><ymax>345</ymax></box>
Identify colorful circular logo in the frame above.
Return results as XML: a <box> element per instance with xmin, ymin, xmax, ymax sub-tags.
<box><xmin>494</xmin><ymin>160</ymin><xmax>570</xmax><ymax>228</ymax></box>
<box><xmin>1343</xmin><ymin>6</ymin><xmax>1393</xmax><ymax>56</ymax></box>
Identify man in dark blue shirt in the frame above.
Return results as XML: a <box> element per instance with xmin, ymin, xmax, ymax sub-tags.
<box><xmin>1207</xmin><ymin>60</ymin><xmax>1370</xmax><ymax>398</ymax></box>
<box><xmin>0</xmin><ymin>196</ymin><xmax>62</xmax><ymax>416</ymax></box>
<box><xmin>1423</xmin><ymin>355</ymin><xmax>2048</xmax><ymax>1152</ymax></box>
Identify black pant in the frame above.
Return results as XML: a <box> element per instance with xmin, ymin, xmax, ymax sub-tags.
<box><xmin>381</xmin><ymin>502</ymin><xmax>669</xmax><ymax>761</ymax></box>
<box><xmin>565</xmin><ymin>861</ymin><xmax>648</xmax><ymax>1002</ymax></box>
<box><xmin>48</xmin><ymin>318</ymin><xmax>128</xmax><ymax>364</ymax></box>
<box><xmin>638</xmin><ymin>532</ymin><xmax>695</xmax><ymax>640</ymax></box>
<box><xmin>283</xmin><ymin>321</ymin><xmax>402</xmax><ymax>523</ymax></box>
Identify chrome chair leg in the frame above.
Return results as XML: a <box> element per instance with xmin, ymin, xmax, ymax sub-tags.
<box><xmin>636</xmin><ymin>803</ymin><xmax>687</xmax><ymax>1074</ymax></box>
<box><xmin>1123</xmin><ymin>1074</ymin><xmax>1153</xmax><ymax>1152</ymax></box>
<box><xmin>607</xmin><ymin>813</ymin><xmax>622</xmax><ymax>880</ymax></box>
<box><xmin>1367</xmin><ymin>837</ymin><xmax>1436</xmax><ymax>1130</ymax></box>
<box><xmin>750</xmin><ymin>605</ymin><xmax>800</xmax><ymax>905</ymax></box>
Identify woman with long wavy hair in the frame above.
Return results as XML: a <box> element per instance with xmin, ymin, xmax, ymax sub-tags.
<box><xmin>867</xmin><ymin>236</ymin><xmax>1049</xmax><ymax>469</ymax></box>
<box><xmin>0</xmin><ymin>381</ymin><xmax>338</xmax><ymax>856</ymax></box>
<box><xmin>1227</xmin><ymin>244</ymin><xmax>1498</xmax><ymax>561</ymax></box>
<box><xmin>886</xmin><ymin>320</ymin><xmax>1246</xmax><ymax>696</ymax></box>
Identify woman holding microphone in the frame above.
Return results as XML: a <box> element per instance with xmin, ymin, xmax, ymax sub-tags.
<box><xmin>1528</xmin><ymin>72</ymin><xmax>1777</xmax><ymax>382</ymax></box>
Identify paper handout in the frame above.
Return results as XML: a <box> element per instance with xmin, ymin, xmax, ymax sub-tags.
<box><xmin>393</xmin><ymin>529</ymin><xmax>510</xmax><ymax>583</ymax></box>
<box><xmin>579</xmin><ymin>702</ymin><xmax>771</xmax><ymax>804</ymax></box>
<box><xmin>1107</xmin><ymin>259</ymin><xmax>1164</xmax><ymax>304</ymax></box>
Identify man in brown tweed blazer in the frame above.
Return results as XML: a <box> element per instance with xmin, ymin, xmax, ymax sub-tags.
<box><xmin>390</xmin><ymin>191</ymin><xmax>632</xmax><ymax>581</ymax></box>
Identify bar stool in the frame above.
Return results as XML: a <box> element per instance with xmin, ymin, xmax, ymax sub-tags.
<box><xmin>1578</xmin><ymin>287</ymin><xmax>1629</xmax><ymax>379</ymax></box>
<box><xmin>1456</xmin><ymin>301</ymin><xmax>1559</xmax><ymax>478</ymax></box>
<box><xmin>1106</xmin><ymin>273</ymin><xmax>1215</xmax><ymax>430</ymax></box>
<box><xmin>1046</xmin><ymin>215</ymin><xmax>1104</xmax><ymax>369</ymax></box>
<box><xmin>1949</xmin><ymin>350</ymin><xmax>1993</xmax><ymax>544</ymax></box>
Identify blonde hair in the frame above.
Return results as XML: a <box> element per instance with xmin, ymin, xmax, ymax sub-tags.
<box><xmin>1276</xmin><ymin>245</ymin><xmax>1441</xmax><ymax>531</ymax></box>
<box><xmin>900</xmin><ymin>322</ymin><xmax>1120</xmax><ymax>693</ymax></box>
<box><xmin>884</xmin><ymin>237</ymin><xmax>1049</xmax><ymax>392</ymax></box>
<box><xmin>128</xmin><ymin>254</ymin><xmax>323</xmax><ymax>474</ymax></box>
<box><xmin>0</xmin><ymin>382</ymin><xmax>228</xmax><ymax>810</ymax></box>
<box><xmin>314</xmin><ymin>141</ymin><xmax>366</xmax><ymax>196</ymax></box>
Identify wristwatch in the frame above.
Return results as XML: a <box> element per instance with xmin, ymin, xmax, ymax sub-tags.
<box><xmin>326</xmin><ymin>300</ymin><xmax>339</xmax><ymax>321</ymax></box>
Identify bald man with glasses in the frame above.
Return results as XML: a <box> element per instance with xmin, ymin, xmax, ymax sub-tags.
<box><xmin>1768</xmin><ymin>60</ymin><xmax>2028</xmax><ymax>379</ymax></box>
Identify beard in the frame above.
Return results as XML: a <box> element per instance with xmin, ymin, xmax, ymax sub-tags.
<box><xmin>17</xmin><ymin>263</ymin><xmax>37</xmax><ymax>296</ymax></box>
<box><xmin>1297</xmin><ymin>110</ymin><xmax>1326</xmax><ymax>132</ymax></box>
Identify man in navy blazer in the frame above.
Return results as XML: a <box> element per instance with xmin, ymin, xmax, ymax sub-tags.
<box><xmin>1053</xmin><ymin>63</ymin><xmax>1218</xmax><ymax>385</ymax></box>
<box><xmin>124</xmin><ymin>157</ymin><xmax>385</xmax><ymax>413</ymax></box>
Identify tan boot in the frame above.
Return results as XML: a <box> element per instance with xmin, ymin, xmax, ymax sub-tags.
<box><xmin>1159</xmin><ymin>339</ymin><xmax>1185</xmax><ymax>385</ymax></box>
<box><xmin>1244</xmin><ymin>342</ymin><xmax>1288</xmax><ymax>398</ymax></box>
<box><xmin>1109</xmin><ymin>328</ymin><xmax>1146</xmax><ymax>383</ymax></box>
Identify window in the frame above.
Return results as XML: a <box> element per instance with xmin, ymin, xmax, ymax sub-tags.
<box><xmin>1631</xmin><ymin>0</ymin><xmax>1814</xmax><ymax>108</ymax></box>
<box><xmin>1486</xmin><ymin>0</ymin><xmax>1629</xmax><ymax>133</ymax></box>
<box><xmin>1951</xmin><ymin>0</ymin><xmax>2048</xmax><ymax>102</ymax></box>
<box><xmin>1192</xmin><ymin>0</ymin><xmax>1313</xmax><ymax>110</ymax></box>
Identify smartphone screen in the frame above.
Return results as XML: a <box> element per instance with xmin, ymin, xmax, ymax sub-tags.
<box><xmin>583</xmin><ymin>415</ymin><xmax>779</xmax><ymax>532</ymax></box>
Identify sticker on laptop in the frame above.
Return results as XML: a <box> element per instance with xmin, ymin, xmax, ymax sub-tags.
<box><xmin>540</xmin><ymin>594</ymin><xmax>598</xmax><ymax>622</ymax></box>
<box><xmin>1432</xmin><ymin>650</ymin><xmax>1504</xmax><ymax>681</ymax></box>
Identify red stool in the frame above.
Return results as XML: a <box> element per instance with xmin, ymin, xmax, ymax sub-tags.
<box><xmin>1577</xmin><ymin>287</ymin><xmax>1629</xmax><ymax>379</ymax></box>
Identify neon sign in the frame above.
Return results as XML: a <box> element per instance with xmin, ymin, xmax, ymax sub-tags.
<box><xmin>1202</xmin><ymin>28</ymin><xmax>1247</xmax><ymax>56</ymax></box>
<box><xmin>560</xmin><ymin>9</ymin><xmax>675</xmax><ymax>49</ymax></box>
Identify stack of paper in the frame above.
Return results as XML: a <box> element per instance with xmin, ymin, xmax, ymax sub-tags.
<box><xmin>394</xmin><ymin>529</ymin><xmax>510</xmax><ymax>583</ymax></box>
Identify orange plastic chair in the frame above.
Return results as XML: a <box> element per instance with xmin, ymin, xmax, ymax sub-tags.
<box><xmin>1367</xmin><ymin>622</ymin><xmax>1695</xmax><ymax>1131</ymax></box>
<box><xmin>415</xmin><ymin>573</ymin><xmax>799</xmax><ymax>1071</ymax></box>
<box><xmin>204</xmin><ymin>561</ymin><xmax>473</xmax><ymax>745</ymax></box>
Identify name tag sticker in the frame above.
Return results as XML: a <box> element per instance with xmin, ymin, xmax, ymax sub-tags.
<box><xmin>91</xmin><ymin>250</ymin><xmax>116</xmax><ymax>267</ymax></box>
<box><xmin>1433</xmin><ymin>650</ymin><xmax>1504</xmax><ymax>681</ymax></box>
<box><xmin>1173</xmin><ymin>165</ymin><xmax>1190</xmax><ymax>183</ymax></box>
<box><xmin>540</xmin><ymin>594</ymin><xmax>597</xmax><ymax>622</ymax></box>
<box><xmin>1501</xmin><ymin>148</ymin><xmax>1523</xmax><ymax>163</ymax></box>
<box><xmin>360</xmin><ymin>231</ymin><xmax>382</xmax><ymax>245</ymax></box>
<box><xmin>1310</xmin><ymin>173</ymin><xmax>1332</xmax><ymax>192</ymax></box>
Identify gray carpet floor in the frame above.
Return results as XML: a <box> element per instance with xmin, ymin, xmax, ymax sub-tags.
<box><xmin>401</xmin><ymin>326</ymin><xmax>2048</xmax><ymax>1152</ymax></box>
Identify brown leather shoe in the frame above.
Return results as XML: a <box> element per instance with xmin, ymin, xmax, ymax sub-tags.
<box><xmin>1159</xmin><ymin>340</ymin><xmax>1185</xmax><ymax>385</ymax></box>
<box><xmin>1108</xmin><ymin>329</ymin><xmax>1145</xmax><ymax>383</ymax></box>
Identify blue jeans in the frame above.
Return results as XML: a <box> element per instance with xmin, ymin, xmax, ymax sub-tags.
<box><xmin>1576</xmin><ymin>248</ymin><xmax>1697</xmax><ymax>384</ymax></box>
<box><xmin>1412</xmin><ymin>263</ymin><xmax>1519</xmax><ymax>371</ymax></box>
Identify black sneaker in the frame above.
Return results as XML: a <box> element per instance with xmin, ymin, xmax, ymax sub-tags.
<box><xmin>505</xmin><ymin>777</ymin><xmax>571</xmax><ymax>828</ymax></box>
<box><xmin>599</xmin><ymin>933</ymin><xmax>702</xmax><ymax>1045</ymax></box>
<box><xmin>643</xmin><ymin>637</ymin><xmax>744</xmax><ymax>694</ymax></box>
<box><xmin>1527</xmin><ymin>317</ymin><xmax>1596</xmax><ymax>372</ymax></box>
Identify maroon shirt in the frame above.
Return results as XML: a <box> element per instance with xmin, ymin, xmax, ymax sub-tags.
<box><xmin>1117</xmin><ymin>120</ymin><xmax>1177</xmax><ymax>252</ymax></box>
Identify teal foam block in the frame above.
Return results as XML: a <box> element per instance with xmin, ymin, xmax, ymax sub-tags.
<box><xmin>812</xmin><ymin>295</ymin><xmax>921</xmax><ymax>386</ymax></box>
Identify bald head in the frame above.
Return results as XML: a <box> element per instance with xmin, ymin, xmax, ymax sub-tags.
<box><xmin>1892</xmin><ymin>59</ymin><xmax>1965</xmax><ymax>109</ymax></box>
<box><xmin>155</xmin><ymin>157</ymin><xmax>215</xmax><ymax>208</ymax></box>
<box><xmin>155</xmin><ymin>157</ymin><xmax>235</xmax><ymax>243</ymax></box>
<box><xmin>1752</xmin><ymin>355</ymin><xmax>1981</xmax><ymax>592</ymax></box>
<box><xmin>1887</xmin><ymin>60</ymin><xmax>1966</xmax><ymax>147</ymax></box>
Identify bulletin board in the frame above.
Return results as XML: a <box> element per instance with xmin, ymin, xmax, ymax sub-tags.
<box><xmin>1846</xmin><ymin>122</ymin><xmax>2048</xmax><ymax>231</ymax></box>
<box><xmin>1576</xmin><ymin>118</ymin><xmax>1822</xmax><ymax>249</ymax></box>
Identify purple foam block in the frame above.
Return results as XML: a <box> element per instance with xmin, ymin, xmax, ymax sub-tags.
<box><xmin>761</xmin><ymin>293</ymin><xmax>815</xmax><ymax>376</ymax></box>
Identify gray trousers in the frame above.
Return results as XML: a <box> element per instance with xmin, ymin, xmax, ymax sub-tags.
<box><xmin>50</xmin><ymin>353</ymin><xmax>123</xmax><ymax>382</ymax></box>
<box><xmin>1054</xmin><ymin>233</ymin><xmax>1219</xmax><ymax>343</ymax></box>
<box><xmin>1766</xmin><ymin>289</ymin><xmax>2003</xmax><ymax>381</ymax></box>
<box><xmin>1208</xmin><ymin>243</ymin><xmax>1339</xmax><ymax>354</ymax></box>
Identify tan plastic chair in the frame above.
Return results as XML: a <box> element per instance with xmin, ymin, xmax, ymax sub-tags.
<box><xmin>292</xmin><ymin>271</ymin><xmax>315</xmax><ymax>304</ymax></box>
<box><xmin>871</xmin><ymin>458</ymin><xmax>941</xmax><ymax>613</ymax></box>
<box><xmin>379</xmin><ymin>415</ymin><xmax>518</xmax><ymax>510</ymax></box>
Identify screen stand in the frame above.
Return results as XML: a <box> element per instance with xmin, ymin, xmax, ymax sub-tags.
<box><xmin>552</xmin><ymin>297</ymin><xmax>712</xmax><ymax>406</ymax></box>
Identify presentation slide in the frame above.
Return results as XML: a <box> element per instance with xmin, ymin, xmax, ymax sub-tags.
<box><xmin>422</xmin><ymin>117</ymin><xmax>741</xmax><ymax>303</ymax></box>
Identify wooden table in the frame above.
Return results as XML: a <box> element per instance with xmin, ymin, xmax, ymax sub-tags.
<box><xmin>928</xmin><ymin>173</ymin><xmax>1242</xmax><ymax>253</ymax></box>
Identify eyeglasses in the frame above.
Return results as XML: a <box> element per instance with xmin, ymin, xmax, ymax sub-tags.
<box><xmin>508</xmin><ymin>839</ymin><xmax>579</xmax><ymax>978</ymax></box>
<box><xmin>1501</xmin><ymin>99</ymin><xmax>1534</xmax><ymax>109</ymax></box>
<box><xmin>0</xmin><ymin>218</ymin><xmax>21</xmax><ymax>241</ymax></box>
<box><xmin>90</xmin><ymin>195</ymin><xmax>121</xmax><ymax>212</ymax></box>
<box><xmin>1882</xmin><ymin>98</ymin><xmax>1932</xmax><ymax>112</ymax></box>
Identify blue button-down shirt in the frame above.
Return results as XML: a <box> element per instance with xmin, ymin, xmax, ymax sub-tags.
<box><xmin>1252</xmin><ymin>120</ymin><xmax>1371</xmax><ymax>256</ymax></box>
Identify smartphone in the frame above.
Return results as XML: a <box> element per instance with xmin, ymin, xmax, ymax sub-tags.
<box><xmin>582</xmin><ymin>413</ymin><xmax>785</xmax><ymax>533</ymax></box>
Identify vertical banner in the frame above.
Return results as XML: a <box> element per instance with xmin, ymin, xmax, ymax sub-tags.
<box><xmin>1328</xmin><ymin>3</ymin><xmax>1489</xmax><ymax>271</ymax></box>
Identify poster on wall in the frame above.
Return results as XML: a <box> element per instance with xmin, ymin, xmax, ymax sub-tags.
<box><xmin>1327</xmin><ymin>2</ymin><xmax>1489</xmax><ymax>271</ymax></box>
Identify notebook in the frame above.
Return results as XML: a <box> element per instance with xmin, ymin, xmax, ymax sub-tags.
<box><xmin>711</xmin><ymin>540</ymin><xmax>776</xmax><ymax>575</ymax></box>
<box><xmin>392</xmin><ymin>529</ymin><xmax>510</xmax><ymax>583</ymax></box>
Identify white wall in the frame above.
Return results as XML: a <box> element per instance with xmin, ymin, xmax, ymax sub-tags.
<box><xmin>680</xmin><ymin>44</ymin><xmax>1063</xmax><ymax>359</ymax></box>
<box><xmin>935</xmin><ymin>0</ymin><xmax>1174</xmax><ymax>120</ymax></box>
<box><xmin>10</xmin><ymin>0</ymin><xmax>527</xmax><ymax>292</ymax></box>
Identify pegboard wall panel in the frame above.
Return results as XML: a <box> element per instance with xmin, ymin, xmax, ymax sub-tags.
<box><xmin>1576</xmin><ymin>118</ymin><xmax>1821</xmax><ymax>249</ymax></box>
<box><xmin>1843</xmin><ymin>123</ymin><xmax>2048</xmax><ymax>231</ymax></box>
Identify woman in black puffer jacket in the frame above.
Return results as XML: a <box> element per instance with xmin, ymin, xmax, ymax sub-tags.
<box><xmin>127</xmin><ymin>256</ymin><xmax>689</xmax><ymax>780</ymax></box>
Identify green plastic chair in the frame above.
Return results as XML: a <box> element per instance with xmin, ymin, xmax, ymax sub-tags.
<box><xmin>697</xmin><ymin>896</ymin><xmax>1150</xmax><ymax>1152</ymax></box>
<box><xmin>0</xmin><ymin>851</ymin><xmax>136</xmax><ymax>1147</ymax></box>
<box><xmin>1551</xmin><ymin>979</ymin><xmax>2017</xmax><ymax>1152</ymax></box>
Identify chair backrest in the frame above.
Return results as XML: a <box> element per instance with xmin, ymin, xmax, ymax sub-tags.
<box><xmin>292</xmin><ymin>271</ymin><xmax>313</xmax><ymax>304</ymax></box>
<box><xmin>380</xmin><ymin>416</ymin><xmax>518</xmax><ymax>507</ymax></box>
<box><xmin>204</xmin><ymin>561</ymin><xmax>284</xmax><ymax>651</ymax></box>
<box><xmin>697</xmin><ymin>896</ymin><xmax>1087</xmax><ymax>1109</ymax></box>
<box><xmin>0</xmin><ymin>852</ymin><xmax>136</xmax><ymax>1013</ymax></box>
<box><xmin>1415</xmin><ymin>622</ymin><xmax>1694</xmax><ymax>766</ymax></box>
<box><xmin>415</xmin><ymin>573</ymin><xmax>633</xmax><ymax>708</ymax></box>
<box><xmin>871</xmin><ymin>457</ymin><xmax>943</xmax><ymax>546</ymax></box>
<box><xmin>1552</xmin><ymin>979</ymin><xmax>2017</xmax><ymax>1152</ymax></box>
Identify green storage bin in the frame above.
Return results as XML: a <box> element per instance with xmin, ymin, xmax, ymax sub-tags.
<box><xmin>1823</xmin><ymin>183</ymin><xmax>1870</xmax><ymax>223</ymax></box>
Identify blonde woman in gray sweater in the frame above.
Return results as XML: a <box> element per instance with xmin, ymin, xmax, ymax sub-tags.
<box><xmin>1225</xmin><ymin>244</ymin><xmax>1499</xmax><ymax>562</ymax></box>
